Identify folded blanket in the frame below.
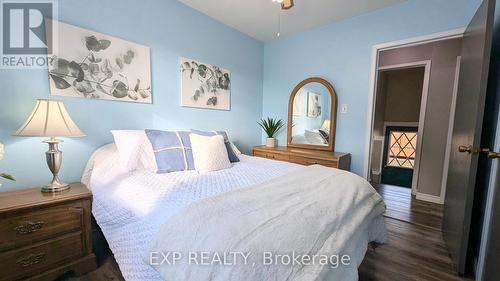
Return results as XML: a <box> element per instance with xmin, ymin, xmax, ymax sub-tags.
<box><xmin>144</xmin><ymin>165</ymin><xmax>386</xmax><ymax>281</ymax></box>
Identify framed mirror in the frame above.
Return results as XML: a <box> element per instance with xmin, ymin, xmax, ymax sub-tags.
<box><xmin>287</xmin><ymin>77</ymin><xmax>337</xmax><ymax>151</ymax></box>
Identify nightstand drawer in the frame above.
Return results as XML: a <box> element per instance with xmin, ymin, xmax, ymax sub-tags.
<box><xmin>289</xmin><ymin>155</ymin><xmax>338</xmax><ymax>168</ymax></box>
<box><xmin>0</xmin><ymin>201</ymin><xmax>84</xmax><ymax>252</ymax></box>
<box><xmin>0</xmin><ymin>231</ymin><xmax>83</xmax><ymax>281</ymax></box>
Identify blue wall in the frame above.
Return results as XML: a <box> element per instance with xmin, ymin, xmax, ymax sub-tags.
<box><xmin>262</xmin><ymin>0</ymin><xmax>482</xmax><ymax>176</ymax></box>
<box><xmin>0</xmin><ymin>0</ymin><xmax>263</xmax><ymax>191</ymax></box>
<box><xmin>0</xmin><ymin>0</ymin><xmax>484</xmax><ymax>191</ymax></box>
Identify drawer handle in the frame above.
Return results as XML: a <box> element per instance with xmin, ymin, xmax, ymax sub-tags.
<box><xmin>14</xmin><ymin>221</ymin><xmax>45</xmax><ymax>235</ymax></box>
<box><xmin>16</xmin><ymin>252</ymin><xmax>46</xmax><ymax>268</ymax></box>
<box><xmin>69</xmin><ymin>207</ymin><xmax>84</xmax><ymax>214</ymax></box>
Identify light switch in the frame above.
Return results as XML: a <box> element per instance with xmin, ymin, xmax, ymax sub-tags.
<box><xmin>341</xmin><ymin>104</ymin><xmax>348</xmax><ymax>113</ymax></box>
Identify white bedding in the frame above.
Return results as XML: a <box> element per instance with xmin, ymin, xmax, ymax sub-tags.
<box><xmin>83</xmin><ymin>144</ymin><xmax>386</xmax><ymax>281</ymax></box>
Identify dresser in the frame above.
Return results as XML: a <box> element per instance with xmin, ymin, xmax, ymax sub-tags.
<box><xmin>0</xmin><ymin>182</ymin><xmax>96</xmax><ymax>281</ymax></box>
<box><xmin>252</xmin><ymin>146</ymin><xmax>351</xmax><ymax>170</ymax></box>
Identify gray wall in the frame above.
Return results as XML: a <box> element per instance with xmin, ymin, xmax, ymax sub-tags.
<box><xmin>378</xmin><ymin>38</ymin><xmax>462</xmax><ymax>197</ymax></box>
<box><xmin>373</xmin><ymin>68</ymin><xmax>424</xmax><ymax>136</ymax></box>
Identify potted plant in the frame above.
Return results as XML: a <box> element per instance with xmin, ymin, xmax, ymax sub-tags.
<box><xmin>0</xmin><ymin>143</ymin><xmax>15</xmax><ymax>186</ymax></box>
<box><xmin>258</xmin><ymin>118</ymin><xmax>285</xmax><ymax>148</ymax></box>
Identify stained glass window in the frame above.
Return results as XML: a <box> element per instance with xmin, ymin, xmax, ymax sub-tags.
<box><xmin>387</xmin><ymin>131</ymin><xmax>417</xmax><ymax>168</ymax></box>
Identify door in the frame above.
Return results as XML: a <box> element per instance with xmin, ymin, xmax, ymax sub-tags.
<box><xmin>442</xmin><ymin>0</ymin><xmax>496</xmax><ymax>274</ymax></box>
<box><xmin>381</xmin><ymin>126</ymin><xmax>418</xmax><ymax>188</ymax></box>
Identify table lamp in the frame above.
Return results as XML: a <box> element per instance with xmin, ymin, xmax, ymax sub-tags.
<box><xmin>321</xmin><ymin>120</ymin><xmax>331</xmax><ymax>131</ymax></box>
<box><xmin>14</xmin><ymin>99</ymin><xmax>85</xmax><ymax>193</ymax></box>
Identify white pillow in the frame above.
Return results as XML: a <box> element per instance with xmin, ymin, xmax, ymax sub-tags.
<box><xmin>111</xmin><ymin>130</ymin><xmax>157</xmax><ymax>172</ymax></box>
<box><xmin>190</xmin><ymin>134</ymin><xmax>231</xmax><ymax>173</ymax></box>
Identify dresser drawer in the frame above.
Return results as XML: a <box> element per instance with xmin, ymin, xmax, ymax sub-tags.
<box><xmin>265</xmin><ymin>153</ymin><xmax>289</xmax><ymax>161</ymax></box>
<box><xmin>0</xmin><ymin>231</ymin><xmax>83</xmax><ymax>281</ymax></box>
<box><xmin>0</xmin><ymin>201</ymin><xmax>84</xmax><ymax>251</ymax></box>
<box><xmin>289</xmin><ymin>155</ymin><xmax>338</xmax><ymax>168</ymax></box>
<box><xmin>254</xmin><ymin>150</ymin><xmax>290</xmax><ymax>161</ymax></box>
<box><xmin>253</xmin><ymin>151</ymin><xmax>267</xmax><ymax>158</ymax></box>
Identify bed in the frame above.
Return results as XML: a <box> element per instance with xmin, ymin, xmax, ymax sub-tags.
<box><xmin>292</xmin><ymin>129</ymin><xmax>329</xmax><ymax>145</ymax></box>
<box><xmin>82</xmin><ymin>144</ymin><xmax>386</xmax><ymax>281</ymax></box>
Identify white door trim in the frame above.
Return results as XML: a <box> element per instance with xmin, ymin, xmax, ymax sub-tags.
<box><xmin>364</xmin><ymin>28</ymin><xmax>466</xmax><ymax>196</ymax></box>
<box><xmin>439</xmin><ymin>56</ymin><xmax>462</xmax><ymax>204</ymax></box>
<box><xmin>378</xmin><ymin>61</ymin><xmax>430</xmax><ymax>71</ymax></box>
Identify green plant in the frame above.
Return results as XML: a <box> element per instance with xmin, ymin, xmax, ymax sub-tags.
<box><xmin>0</xmin><ymin>173</ymin><xmax>15</xmax><ymax>181</ymax></box>
<box><xmin>258</xmin><ymin>117</ymin><xmax>285</xmax><ymax>138</ymax></box>
<box><xmin>0</xmin><ymin>143</ymin><xmax>15</xmax><ymax>182</ymax></box>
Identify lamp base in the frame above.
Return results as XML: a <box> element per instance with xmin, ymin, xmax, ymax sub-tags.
<box><xmin>42</xmin><ymin>177</ymin><xmax>70</xmax><ymax>193</ymax></box>
<box><xmin>41</xmin><ymin>138</ymin><xmax>70</xmax><ymax>193</ymax></box>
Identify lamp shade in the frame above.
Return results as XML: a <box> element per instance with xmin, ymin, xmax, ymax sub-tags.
<box><xmin>321</xmin><ymin>120</ymin><xmax>331</xmax><ymax>131</ymax></box>
<box><xmin>14</xmin><ymin>99</ymin><xmax>85</xmax><ymax>137</ymax></box>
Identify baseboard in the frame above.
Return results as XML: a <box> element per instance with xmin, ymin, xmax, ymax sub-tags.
<box><xmin>415</xmin><ymin>192</ymin><xmax>443</xmax><ymax>204</ymax></box>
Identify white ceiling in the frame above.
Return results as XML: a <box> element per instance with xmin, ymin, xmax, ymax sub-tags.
<box><xmin>178</xmin><ymin>0</ymin><xmax>406</xmax><ymax>42</ymax></box>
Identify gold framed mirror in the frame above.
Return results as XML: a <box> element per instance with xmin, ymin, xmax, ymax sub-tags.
<box><xmin>287</xmin><ymin>77</ymin><xmax>337</xmax><ymax>151</ymax></box>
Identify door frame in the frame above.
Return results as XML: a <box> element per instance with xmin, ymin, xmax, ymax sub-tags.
<box><xmin>372</xmin><ymin>62</ymin><xmax>430</xmax><ymax>196</ymax></box>
<box><xmin>364</xmin><ymin>28</ymin><xmax>466</xmax><ymax>199</ymax></box>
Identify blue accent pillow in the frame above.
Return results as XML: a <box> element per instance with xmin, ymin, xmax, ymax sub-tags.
<box><xmin>190</xmin><ymin>129</ymin><xmax>240</xmax><ymax>162</ymax></box>
<box><xmin>145</xmin><ymin>130</ymin><xmax>195</xmax><ymax>173</ymax></box>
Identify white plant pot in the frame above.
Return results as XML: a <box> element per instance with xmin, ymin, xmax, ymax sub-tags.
<box><xmin>266</xmin><ymin>138</ymin><xmax>277</xmax><ymax>148</ymax></box>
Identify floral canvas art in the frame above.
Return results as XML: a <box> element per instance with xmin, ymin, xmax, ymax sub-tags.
<box><xmin>180</xmin><ymin>58</ymin><xmax>231</xmax><ymax>110</ymax></box>
<box><xmin>47</xmin><ymin>20</ymin><xmax>152</xmax><ymax>103</ymax></box>
<box><xmin>307</xmin><ymin>91</ymin><xmax>322</xmax><ymax>118</ymax></box>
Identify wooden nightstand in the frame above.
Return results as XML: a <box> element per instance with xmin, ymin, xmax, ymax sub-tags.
<box><xmin>252</xmin><ymin>146</ymin><xmax>351</xmax><ymax>171</ymax></box>
<box><xmin>0</xmin><ymin>182</ymin><xmax>97</xmax><ymax>281</ymax></box>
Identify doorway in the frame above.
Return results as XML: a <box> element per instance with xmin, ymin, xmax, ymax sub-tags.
<box><xmin>370</xmin><ymin>64</ymin><xmax>427</xmax><ymax>192</ymax></box>
<box><xmin>367</xmin><ymin>36</ymin><xmax>463</xmax><ymax>203</ymax></box>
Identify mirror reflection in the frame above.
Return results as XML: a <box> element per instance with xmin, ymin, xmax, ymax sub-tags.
<box><xmin>290</xmin><ymin>82</ymin><xmax>332</xmax><ymax>146</ymax></box>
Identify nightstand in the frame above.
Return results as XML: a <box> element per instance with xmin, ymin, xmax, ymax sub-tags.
<box><xmin>252</xmin><ymin>146</ymin><xmax>351</xmax><ymax>171</ymax></box>
<box><xmin>0</xmin><ymin>182</ymin><xmax>97</xmax><ymax>281</ymax></box>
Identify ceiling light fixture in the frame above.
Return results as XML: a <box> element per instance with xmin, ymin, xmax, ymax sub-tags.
<box><xmin>272</xmin><ymin>0</ymin><xmax>293</xmax><ymax>37</ymax></box>
<box><xmin>272</xmin><ymin>0</ymin><xmax>294</xmax><ymax>10</ymax></box>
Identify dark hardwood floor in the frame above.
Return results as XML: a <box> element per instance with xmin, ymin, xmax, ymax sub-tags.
<box><xmin>63</xmin><ymin>184</ymin><xmax>473</xmax><ymax>281</ymax></box>
<box><xmin>373</xmin><ymin>184</ymin><xmax>445</xmax><ymax>230</ymax></box>
<box><xmin>359</xmin><ymin>184</ymin><xmax>474</xmax><ymax>281</ymax></box>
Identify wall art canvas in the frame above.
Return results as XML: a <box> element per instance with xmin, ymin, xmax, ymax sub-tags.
<box><xmin>47</xmin><ymin>20</ymin><xmax>152</xmax><ymax>103</ymax></box>
<box><xmin>180</xmin><ymin>57</ymin><xmax>231</xmax><ymax>110</ymax></box>
<box><xmin>307</xmin><ymin>91</ymin><xmax>322</xmax><ymax>118</ymax></box>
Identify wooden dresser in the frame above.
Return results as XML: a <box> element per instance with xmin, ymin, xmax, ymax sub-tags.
<box><xmin>252</xmin><ymin>146</ymin><xmax>351</xmax><ymax>170</ymax></box>
<box><xmin>0</xmin><ymin>182</ymin><xmax>96</xmax><ymax>281</ymax></box>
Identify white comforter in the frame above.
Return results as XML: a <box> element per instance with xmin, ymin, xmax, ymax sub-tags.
<box><xmin>83</xmin><ymin>144</ymin><xmax>387</xmax><ymax>281</ymax></box>
<box><xmin>146</xmin><ymin>165</ymin><xmax>386</xmax><ymax>281</ymax></box>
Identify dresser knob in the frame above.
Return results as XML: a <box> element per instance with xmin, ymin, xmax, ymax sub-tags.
<box><xmin>14</xmin><ymin>221</ymin><xmax>45</xmax><ymax>235</ymax></box>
